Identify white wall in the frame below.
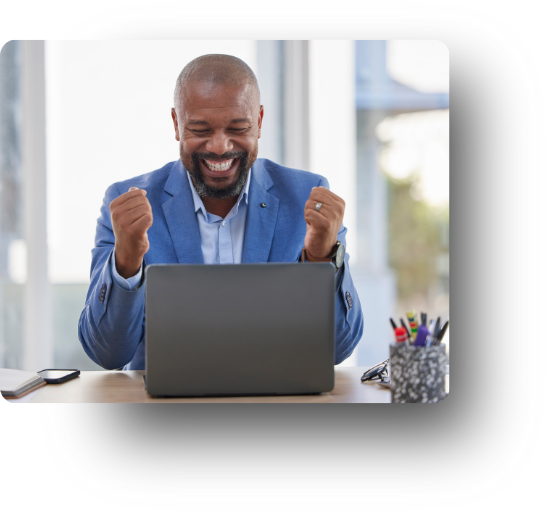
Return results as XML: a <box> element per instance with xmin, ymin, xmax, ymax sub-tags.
<box><xmin>256</xmin><ymin>40</ymin><xmax>283</xmax><ymax>164</ymax></box>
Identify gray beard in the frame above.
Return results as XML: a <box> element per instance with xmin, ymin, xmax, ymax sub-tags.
<box><xmin>189</xmin><ymin>153</ymin><xmax>249</xmax><ymax>200</ymax></box>
<box><xmin>190</xmin><ymin>167</ymin><xmax>249</xmax><ymax>200</ymax></box>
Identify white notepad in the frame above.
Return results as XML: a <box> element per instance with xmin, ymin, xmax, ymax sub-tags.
<box><xmin>0</xmin><ymin>368</ymin><xmax>46</xmax><ymax>399</ymax></box>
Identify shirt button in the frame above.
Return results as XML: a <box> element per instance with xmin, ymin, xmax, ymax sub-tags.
<box><xmin>221</xmin><ymin>221</ymin><xmax>226</xmax><ymax>227</ymax></box>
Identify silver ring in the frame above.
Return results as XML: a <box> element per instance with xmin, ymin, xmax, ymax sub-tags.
<box><xmin>315</xmin><ymin>202</ymin><xmax>323</xmax><ymax>212</ymax></box>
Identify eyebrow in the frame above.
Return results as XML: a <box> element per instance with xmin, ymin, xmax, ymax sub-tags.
<box><xmin>230</xmin><ymin>118</ymin><xmax>252</xmax><ymax>123</ymax></box>
<box><xmin>186</xmin><ymin>118</ymin><xmax>252</xmax><ymax>126</ymax></box>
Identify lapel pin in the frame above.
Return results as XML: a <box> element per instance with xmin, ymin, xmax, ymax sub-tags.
<box><xmin>260</xmin><ymin>203</ymin><xmax>266</xmax><ymax>208</ymax></box>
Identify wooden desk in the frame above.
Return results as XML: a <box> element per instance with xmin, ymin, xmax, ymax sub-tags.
<box><xmin>9</xmin><ymin>367</ymin><xmax>390</xmax><ymax>403</ymax></box>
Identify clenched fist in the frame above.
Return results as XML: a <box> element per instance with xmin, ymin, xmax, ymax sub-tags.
<box><xmin>110</xmin><ymin>187</ymin><xmax>153</xmax><ymax>279</ymax></box>
<box><xmin>304</xmin><ymin>186</ymin><xmax>345</xmax><ymax>260</ymax></box>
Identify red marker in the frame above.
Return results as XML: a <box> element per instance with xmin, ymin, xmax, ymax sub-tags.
<box><xmin>394</xmin><ymin>327</ymin><xmax>407</xmax><ymax>344</ymax></box>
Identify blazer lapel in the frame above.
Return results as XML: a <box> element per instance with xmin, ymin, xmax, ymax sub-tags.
<box><xmin>161</xmin><ymin>161</ymin><xmax>204</xmax><ymax>264</ymax></box>
<box><xmin>242</xmin><ymin>161</ymin><xmax>279</xmax><ymax>263</ymax></box>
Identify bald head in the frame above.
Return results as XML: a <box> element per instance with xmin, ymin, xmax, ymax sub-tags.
<box><xmin>174</xmin><ymin>54</ymin><xmax>260</xmax><ymax>110</ymax></box>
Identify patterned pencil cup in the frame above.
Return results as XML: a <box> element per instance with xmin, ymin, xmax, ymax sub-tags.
<box><xmin>389</xmin><ymin>344</ymin><xmax>447</xmax><ymax>403</ymax></box>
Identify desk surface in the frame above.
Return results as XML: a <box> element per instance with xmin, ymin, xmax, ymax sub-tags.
<box><xmin>8</xmin><ymin>367</ymin><xmax>390</xmax><ymax>403</ymax></box>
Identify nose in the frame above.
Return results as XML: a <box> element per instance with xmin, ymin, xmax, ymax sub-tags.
<box><xmin>206</xmin><ymin>131</ymin><xmax>233</xmax><ymax>156</ymax></box>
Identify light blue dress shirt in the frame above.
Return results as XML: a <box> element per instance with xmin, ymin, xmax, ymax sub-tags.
<box><xmin>111</xmin><ymin>169</ymin><xmax>251</xmax><ymax>290</ymax></box>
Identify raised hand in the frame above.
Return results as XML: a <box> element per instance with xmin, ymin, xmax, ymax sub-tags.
<box><xmin>110</xmin><ymin>187</ymin><xmax>153</xmax><ymax>279</ymax></box>
<box><xmin>303</xmin><ymin>186</ymin><xmax>345</xmax><ymax>260</ymax></box>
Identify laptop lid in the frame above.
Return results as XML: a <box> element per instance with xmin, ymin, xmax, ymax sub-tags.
<box><xmin>145</xmin><ymin>263</ymin><xmax>335</xmax><ymax>397</ymax></box>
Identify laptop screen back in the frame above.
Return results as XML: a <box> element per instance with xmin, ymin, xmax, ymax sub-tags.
<box><xmin>145</xmin><ymin>263</ymin><xmax>335</xmax><ymax>397</ymax></box>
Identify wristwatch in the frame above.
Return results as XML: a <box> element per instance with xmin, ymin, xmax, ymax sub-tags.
<box><xmin>330</xmin><ymin>241</ymin><xmax>346</xmax><ymax>270</ymax></box>
<box><xmin>301</xmin><ymin>241</ymin><xmax>346</xmax><ymax>272</ymax></box>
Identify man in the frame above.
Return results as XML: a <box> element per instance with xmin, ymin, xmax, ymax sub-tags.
<box><xmin>78</xmin><ymin>54</ymin><xmax>363</xmax><ymax>370</ymax></box>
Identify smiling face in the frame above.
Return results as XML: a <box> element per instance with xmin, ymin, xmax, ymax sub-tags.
<box><xmin>171</xmin><ymin>80</ymin><xmax>263</xmax><ymax>199</ymax></box>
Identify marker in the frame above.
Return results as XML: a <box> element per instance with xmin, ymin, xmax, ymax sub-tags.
<box><xmin>431</xmin><ymin>320</ymin><xmax>448</xmax><ymax>346</ymax></box>
<box><xmin>400</xmin><ymin>318</ymin><xmax>411</xmax><ymax>340</ymax></box>
<box><xmin>414</xmin><ymin>324</ymin><xmax>429</xmax><ymax>346</ymax></box>
<box><xmin>435</xmin><ymin>321</ymin><xmax>449</xmax><ymax>345</ymax></box>
<box><xmin>406</xmin><ymin>311</ymin><xmax>418</xmax><ymax>342</ymax></box>
<box><xmin>407</xmin><ymin>312</ymin><xmax>418</xmax><ymax>343</ymax></box>
<box><xmin>390</xmin><ymin>318</ymin><xmax>398</xmax><ymax>331</ymax></box>
<box><xmin>394</xmin><ymin>327</ymin><xmax>407</xmax><ymax>344</ymax></box>
<box><xmin>434</xmin><ymin>317</ymin><xmax>441</xmax><ymax>337</ymax></box>
<box><xmin>421</xmin><ymin>312</ymin><xmax>427</xmax><ymax>326</ymax></box>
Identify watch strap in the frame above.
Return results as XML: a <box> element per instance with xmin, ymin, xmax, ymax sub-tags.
<box><xmin>301</xmin><ymin>248</ymin><xmax>332</xmax><ymax>263</ymax></box>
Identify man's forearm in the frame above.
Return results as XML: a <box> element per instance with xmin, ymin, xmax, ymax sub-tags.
<box><xmin>78</xmin><ymin>249</ymin><xmax>146</xmax><ymax>369</ymax></box>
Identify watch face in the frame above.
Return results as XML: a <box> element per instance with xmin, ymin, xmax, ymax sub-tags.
<box><xmin>335</xmin><ymin>243</ymin><xmax>345</xmax><ymax>268</ymax></box>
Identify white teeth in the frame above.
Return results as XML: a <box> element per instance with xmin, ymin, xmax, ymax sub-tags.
<box><xmin>204</xmin><ymin>159</ymin><xmax>234</xmax><ymax>171</ymax></box>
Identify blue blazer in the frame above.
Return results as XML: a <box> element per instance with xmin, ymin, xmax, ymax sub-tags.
<box><xmin>78</xmin><ymin>158</ymin><xmax>364</xmax><ymax>370</ymax></box>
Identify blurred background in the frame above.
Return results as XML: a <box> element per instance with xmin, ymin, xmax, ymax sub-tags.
<box><xmin>0</xmin><ymin>40</ymin><xmax>448</xmax><ymax>371</ymax></box>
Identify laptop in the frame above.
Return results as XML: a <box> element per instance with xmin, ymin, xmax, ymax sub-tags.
<box><xmin>144</xmin><ymin>263</ymin><xmax>335</xmax><ymax>397</ymax></box>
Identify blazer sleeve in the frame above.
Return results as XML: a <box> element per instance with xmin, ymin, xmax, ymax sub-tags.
<box><xmin>318</xmin><ymin>176</ymin><xmax>364</xmax><ymax>365</ymax></box>
<box><xmin>78</xmin><ymin>184</ymin><xmax>146</xmax><ymax>370</ymax></box>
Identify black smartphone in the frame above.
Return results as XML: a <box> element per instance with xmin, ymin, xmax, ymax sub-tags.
<box><xmin>37</xmin><ymin>369</ymin><xmax>80</xmax><ymax>384</ymax></box>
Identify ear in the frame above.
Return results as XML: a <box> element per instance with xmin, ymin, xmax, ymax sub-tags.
<box><xmin>257</xmin><ymin>105</ymin><xmax>264</xmax><ymax>139</ymax></box>
<box><xmin>171</xmin><ymin>108</ymin><xmax>180</xmax><ymax>142</ymax></box>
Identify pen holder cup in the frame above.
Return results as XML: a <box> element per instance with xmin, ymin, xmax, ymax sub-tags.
<box><xmin>389</xmin><ymin>343</ymin><xmax>447</xmax><ymax>403</ymax></box>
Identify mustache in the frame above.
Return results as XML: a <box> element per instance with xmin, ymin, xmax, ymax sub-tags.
<box><xmin>193</xmin><ymin>151</ymin><xmax>247</xmax><ymax>162</ymax></box>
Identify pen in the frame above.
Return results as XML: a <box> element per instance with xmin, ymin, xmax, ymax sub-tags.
<box><xmin>390</xmin><ymin>318</ymin><xmax>398</xmax><ymax>332</ymax></box>
<box><xmin>421</xmin><ymin>312</ymin><xmax>427</xmax><ymax>326</ymax></box>
<box><xmin>425</xmin><ymin>320</ymin><xmax>435</xmax><ymax>348</ymax></box>
<box><xmin>400</xmin><ymin>318</ymin><xmax>411</xmax><ymax>340</ymax></box>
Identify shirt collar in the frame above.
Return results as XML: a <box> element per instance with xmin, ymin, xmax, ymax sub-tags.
<box><xmin>185</xmin><ymin>166</ymin><xmax>251</xmax><ymax>217</ymax></box>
